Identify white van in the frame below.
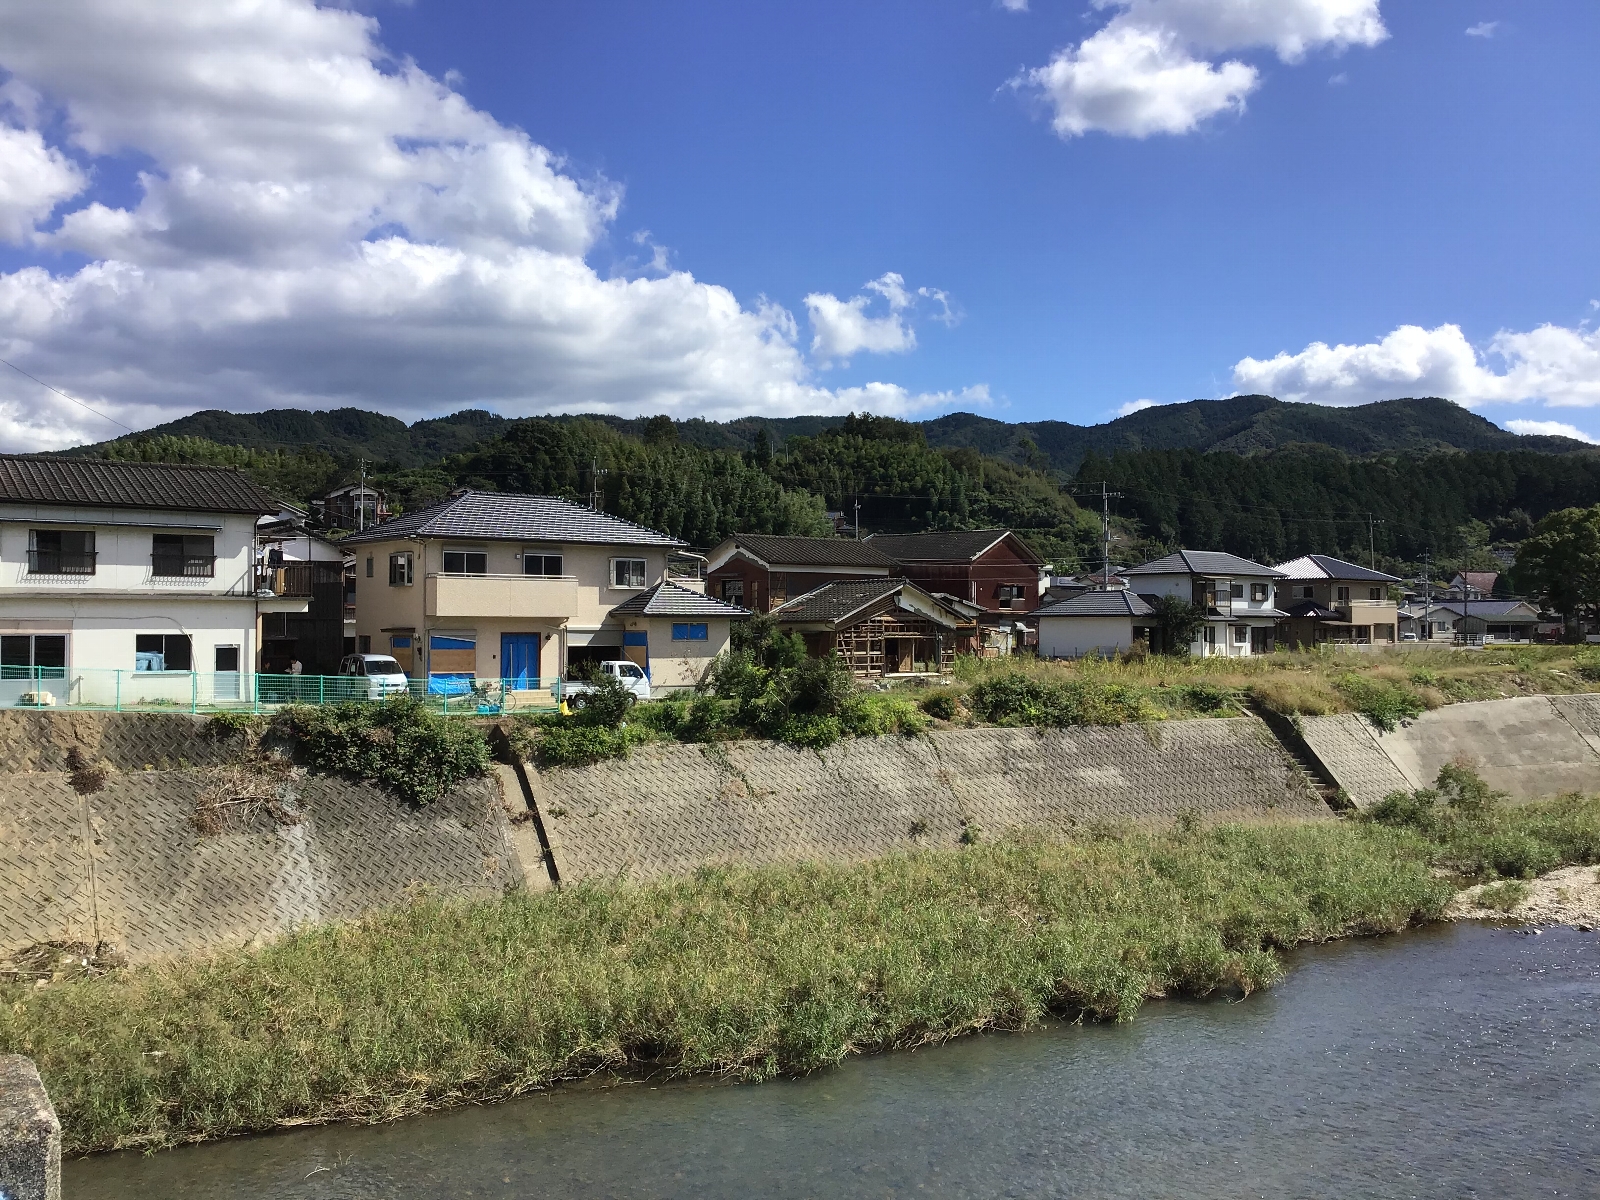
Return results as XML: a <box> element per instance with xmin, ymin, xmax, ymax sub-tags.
<box><xmin>337</xmin><ymin>653</ymin><xmax>412</xmax><ymax>699</ymax></box>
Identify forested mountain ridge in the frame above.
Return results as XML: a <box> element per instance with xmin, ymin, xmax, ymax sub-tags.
<box><xmin>64</xmin><ymin>395</ymin><xmax>1593</xmax><ymax>473</ymax></box>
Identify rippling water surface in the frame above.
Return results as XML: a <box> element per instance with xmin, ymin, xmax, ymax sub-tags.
<box><xmin>69</xmin><ymin>923</ymin><xmax>1600</xmax><ymax>1199</ymax></box>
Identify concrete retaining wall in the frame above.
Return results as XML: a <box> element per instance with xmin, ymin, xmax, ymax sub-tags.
<box><xmin>1300</xmin><ymin>695</ymin><xmax>1600</xmax><ymax>808</ymax></box>
<box><xmin>0</xmin><ymin>767</ymin><xmax>527</xmax><ymax>962</ymax></box>
<box><xmin>532</xmin><ymin>719</ymin><xmax>1331</xmax><ymax>883</ymax></box>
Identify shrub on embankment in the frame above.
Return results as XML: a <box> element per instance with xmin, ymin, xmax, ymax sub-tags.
<box><xmin>278</xmin><ymin>697</ymin><xmax>491</xmax><ymax>803</ymax></box>
<box><xmin>3</xmin><ymin>820</ymin><xmax>1458</xmax><ymax>1154</ymax></box>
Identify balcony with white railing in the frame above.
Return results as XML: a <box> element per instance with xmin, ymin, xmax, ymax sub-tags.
<box><xmin>425</xmin><ymin>572</ymin><xmax>583</xmax><ymax>619</ymax></box>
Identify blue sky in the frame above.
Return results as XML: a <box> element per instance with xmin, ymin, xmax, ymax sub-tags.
<box><xmin>0</xmin><ymin>1</ymin><xmax>1595</xmax><ymax>449</ymax></box>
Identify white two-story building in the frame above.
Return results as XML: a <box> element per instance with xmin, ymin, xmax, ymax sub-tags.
<box><xmin>0</xmin><ymin>454</ymin><xmax>291</xmax><ymax>705</ymax></box>
<box><xmin>1123</xmin><ymin>549</ymin><xmax>1288</xmax><ymax>656</ymax></box>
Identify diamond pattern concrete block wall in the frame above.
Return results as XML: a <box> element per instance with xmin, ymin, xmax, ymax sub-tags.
<box><xmin>0</xmin><ymin>712</ymin><xmax>237</xmax><ymax>773</ymax></box>
<box><xmin>1298</xmin><ymin>714</ymin><xmax>1416</xmax><ymax>809</ymax></box>
<box><xmin>0</xmin><ymin>778</ymin><xmax>96</xmax><ymax>957</ymax></box>
<box><xmin>534</xmin><ymin>720</ymin><xmax>1331</xmax><ymax>884</ymax></box>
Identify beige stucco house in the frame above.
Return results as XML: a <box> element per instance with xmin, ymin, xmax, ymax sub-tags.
<box><xmin>1273</xmin><ymin>554</ymin><xmax>1400</xmax><ymax>649</ymax></box>
<box><xmin>344</xmin><ymin>490</ymin><xmax>738</xmax><ymax>693</ymax></box>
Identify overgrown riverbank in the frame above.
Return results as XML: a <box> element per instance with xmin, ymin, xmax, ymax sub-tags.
<box><xmin>7</xmin><ymin>780</ymin><xmax>1600</xmax><ymax>1156</ymax></box>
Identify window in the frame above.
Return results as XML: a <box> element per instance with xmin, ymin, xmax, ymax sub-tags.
<box><xmin>1336</xmin><ymin>586</ymin><xmax>1351</xmax><ymax>602</ymax></box>
<box><xmin>996</xmin><ymin>584</ymin><xmax>1026</xmax><ymax>609</ymax></box>
<box><xmin>28</xmin><ymin>529</ymin><xmax>95</xmax><ymax>575</ymax></box>
<box><xmin>214</xmin><ymin>646</ymin><xmax>240</xmax><ymax>673</ymax></box>
<box><xmin>1369</xmin><ymin>587</ymin><xmax>1383</xmax><ymax>601</ymax></box>
<box><xmin>721</xmin><ymin>578</ymin><xmax>744</xmax><ymax>603</ymax></box>
<box><xmin>389</xmin><ymin>552</ymin><xmax>414</xmax><ymax>586</ymax></box>
<box><xmin>442</xmin><ymin>548</ymin><xmax>488</xmax><ymax>574</ymax></box>
<box><xmin>1229</xmin><ymin>582</ymin><xmax>1245</xmax><ymax>600</ymax></box>
<box><xmin>358</xmin><ymin>635</ymin><xmax>372</xmax><ymax>654</ymax></box>
<box><xmin>1</xmin><ymin>634</ymin><xmax>66</xmax><ymax>678</ymax></box>
<box><xmin>135</xmin><ymin>634</ymin><xmax>192</xmax><ymax>671</ymax></box>
<box><xmin>522</xmin><ymin>550</ymin><xmax>564</xmax><ymax>577</ymax></box>
<box><xmin>612</xmin><ymin>558</ymin><xmax>647</xmax><ymax>588</ymax></box>
<box><xmin>1251</xmin><ymin>582</ymin><xmax>1268</xmax><ymax>602</ymax></box>
<box><xmin>1299</xmin><ymin>585</ymin><xmax>1314</xmax><ymax>599</ymax></box>
<box><xmin>366</xmin><ymin>555</ymin><xmax>374</xmax><ymax>579</ymax></box>
<box><xmin>1203</xmin><ymin>626</ymin><xmax>1217</xmax><ymax>645</ymax></box>
<box><xmin>672</xmin><ymin>622</ymin><xmax>709</xmax><ymax>641</ymax></box>
<box><xmin>1233</xmin><ymin>625</ymin><xmax>1248</xmax><ymax>644</ymax></box>
<box><xmin>152</xmin><ymin>533</ymin><xmax>215</xmax><ymax>578</ymax></box>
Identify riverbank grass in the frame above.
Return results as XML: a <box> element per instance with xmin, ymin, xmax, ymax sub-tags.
<box><xmin>2</xmin><ymin>821</ymin><xmax>1448</xmax><ymax>1155</ymax></box>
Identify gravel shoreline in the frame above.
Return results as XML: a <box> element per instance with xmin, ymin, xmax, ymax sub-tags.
<box><xmin>1449</xmin><ymin>865</ymin><xmax>1600</xmax><ymax>930</ymax></box>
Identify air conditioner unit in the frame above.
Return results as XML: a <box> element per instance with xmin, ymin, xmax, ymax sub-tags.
<box><xmin>18</xmin><ymin>690</ymin><xmax>56</xmax><ymax>707</ymax></box>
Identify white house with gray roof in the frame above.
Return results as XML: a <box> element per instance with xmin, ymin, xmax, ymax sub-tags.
<box><xmin>344</xmin><ymin>489</ymin><xmax>709</xmax><ymax>692</ymax></box>
<box><xmin>1123</xmin><ymin>550</ymin><xmax>1289</xmax><ymax>657</ymax></box>
<box><xmin>1034</xmin><ymin>589</ymin><xmax>1156</xmax><ymax>660</ymax></box>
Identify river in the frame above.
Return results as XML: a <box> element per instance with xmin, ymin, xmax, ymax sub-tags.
<box><xmin>68</xmin><ymin>923</ymin><xmax>1599</xmax><ymax>1199</ymax></box>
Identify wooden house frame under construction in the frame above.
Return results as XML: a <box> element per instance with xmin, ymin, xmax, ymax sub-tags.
<box><xmin>769</xmin><ymin>577</ymin><xmax>972</xmax><ymax>678</ymax></box>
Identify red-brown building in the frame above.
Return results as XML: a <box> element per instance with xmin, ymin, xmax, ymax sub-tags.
<box><xmin>703</xmin><ymin>534</ymin><xmax>900</xmax><ymax>613</ymax></box>
<box><xmin>861</xmin><ymin>529</ymin><xmax>1045</xmax><ymax>640</ymax></box>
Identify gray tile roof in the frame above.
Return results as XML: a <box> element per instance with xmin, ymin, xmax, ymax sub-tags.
<box><xmin>342</xmin><ymin>489</ymin><xmax>683</xmax><ymax>547</ymax></box>
<box><xmin>725</xmin><ymin>534</ymin><xmax>899</xmax><ymax>569</ymax></box>
<box><xmin>1124</xmin><ymin>550</ymin><xmax>1286</xmax><ymax>578</ymax></box>
<box><xmin>1415</xmin><ymin>600</ymin><xmax>1540</xmax><ymax>620</ymax></box>
<box><xmin>864</xmin><ymin>528</ymin><xmax>1042</xmax><ymax>565</ymax></box>
<box><xmin>1274</xmin><ymin>554</ymin><xmax>1401</xmax><ymax>583</ymax></box>
<box><xmin>610</xmin><ymin>581</ymin><xmax>750</xmax><ymax>618</ymax></box>
<box><xmin>1</xmin><ymin>454</ymin><xmax>279</xmax><ymax>514</ymax></box>
<box><xmin>1035</xmin><ymin>590</ymin><xmax>1155</xmax><ymax>618</ymax></box>
<box><xmin>771</xmin><ymin>577</ymin><xmax>967</xmax><ymax>628</ymax></box>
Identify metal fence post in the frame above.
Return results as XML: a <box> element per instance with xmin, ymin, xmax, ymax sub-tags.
<box><xmin>318</xmin><ymin>675</ymin><xmax>325</xmax><ymax>706</ymax></box>
<box><xmin>191</xmin><ymin>671</ymin><xmax>198</xmax><ymax>713</ymax></box>
<box><xmin>114</xmin><ymin>669</ymin><xmax>121</xmax><ymax>713</ymax></box>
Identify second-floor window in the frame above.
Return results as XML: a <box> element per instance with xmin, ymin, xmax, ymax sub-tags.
<box><xmin>442</xmin><ymin>548</ymin><xmax>488</xmax><ymax>574</ymax></box>
<box><xmin>1251</xmin><ymin>583</ymin><xmax>1268</xmax><ymax>602</ymax></box>
<box><xmin>1369</xmin><ymin>587</ymin><xmax>1383</xmax><ymax>601</ymax></box>
<box><xmin>721</xmin><ymin>578</ymin><xmax>744</xmax><ymax>603</ymax></box>
<box><xmin>152</xmin><ymin>533</ymin><xmax>215</xmax><ymax>578</ymax></box>
<box><xmin>1299</xmin><ymin>585</ymin><xmax>1314</xmax><ymax>599</ymax></box>
<box><xmin>523</xmin><ymin>551</ymin><xmax>564</xmax><ymax>576</ymax></box>
<box><xmin>612</xmin><ymin>558</ymin><xmax>646</xmax><ymax>588</ymax></box>
<box><xmin>389</xmin><ymin>552</ymin><xmax>414</xmax><ymax>586</ymax></box>
<box><xmin>1336</xmin><ymin>586</ymin><xmax>1351</xmax><ymax>602</ymax></box>
<box><xmin>28</xmin><ymin>529</ymin><xmax>95</xmax><ymax>575</ymax></box>
<box><xmin>996</xmin><ymin>584</ymin><xmax>1026</xmax><ymax>609</ymax></box>
<box><xmin>1229</xmin><ymin>582</ymin><xmax>1245</xmax><ymax>600</ymax></box>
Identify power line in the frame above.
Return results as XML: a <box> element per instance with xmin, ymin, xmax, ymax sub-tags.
<box><xmin>0</xmin><ymin>357</ymin><xmax>136</xmax><ymax>434</ymax></box>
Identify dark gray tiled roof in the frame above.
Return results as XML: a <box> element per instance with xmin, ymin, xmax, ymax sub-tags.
<box><xmin>1124</xmin><ymin>549</ymin><xmax>1285</xmax><ymax>578</ymax></box>
<box><xmin>1284</xmin><ymin>600</ymin><xmax>1345</xmax><ymax>620</ymax></box>
<box><xmin>1274</xmin><ymin>554</ymin><xmax>1401</xmax><ymax>583</ymax></box>
<box><xmin>864</xmin><ymin>528</ymin><xmax>1042</xmax><ymax>565</ymax></box>
<box><xmin>1035</xmin><ymin>590</ymin><xmax>1155</xmax><ymax>618</ymax></box>
<box><xmin>1</xmin><ymin>454</ymin><xmax>279</xmax><ymax>514</ymax></box>
<box><xmin>771</xmin><ymin>578</ymin><xmax>907</xmax><ymax>624</ymax></box>
<box><xmin>1416</xmin><ymin>600</ymin><xmax>1540</xmax><ymax>620</ymax></box>
<box><xmin>342</xmin><ymin>490</ymin><xmax>683</xmax><ymax>547</ymax></box>
<box><xmin>726</xmin><ymin>534</ymin><xmax>898</xmax><ymax>569</ymax></box>
<box><xmin>610</xmin><ymin>581</ymin><xmax>750</xmax><ymax>618</ymax></box>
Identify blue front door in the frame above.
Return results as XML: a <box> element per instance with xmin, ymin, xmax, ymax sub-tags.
<box><xmin>501</xmin><ymin>633</ymin><xmax>541</xmax><ymax>688</ymax></box>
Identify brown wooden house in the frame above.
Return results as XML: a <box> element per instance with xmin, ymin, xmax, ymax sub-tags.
<box><xmin>770</xmin><ymin>578</ymin><xmax>972</xmax><ymax>677</ymax></box>
<box><xmin>704</xmin><ymin>534</ymin><xmax>899</xmax><ymax>613</ymax></box>
<box><xmin>861</xmin><ymin>529</ymin><xmax>1045</xmax><ymax>643</ymax></box>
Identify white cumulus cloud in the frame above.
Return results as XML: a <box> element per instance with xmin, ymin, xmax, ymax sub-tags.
<box><xmin>1465</xmin><ymin>22</ymin><xmax>1499</xmax><ymax>39</ymax></box>
<box><xmin>1117</xmin><ymin>399</ymin><xmax>1160</xmax><ymax>416</ymax></box>
<box><xmin>0</xmin><ymin>0</ymin><xmax>980</xmax><ymax>451</ymax></box>
<box><xmin>1014</xmin><ymin>0</ymin><xmax>1386</xmax><ymax>138</ymax></box>
<box><xmin>997</xmin><ymin>0</ymin><xmax>1030</xmax><ymax>11</ymax></box>
<box><xmin>804</xmin><ymin>272</ymin><xmax>955</xmax><ymax>364</ymax></box>
<box><xmin>1231</xmin><ymin>321</ymin><xmax>1600</xmax><ymax>408</ymax></box>
<box><xmin>1504</xmin><ymin>420</ymin><xmax>1597</xmax><ymax>444</ymax></box>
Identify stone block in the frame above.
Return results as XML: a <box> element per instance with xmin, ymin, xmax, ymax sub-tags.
<box><xmin>0</xmin><ymin>1055</ymin><xmax>59</xmax><ymax>1200</ymax></box>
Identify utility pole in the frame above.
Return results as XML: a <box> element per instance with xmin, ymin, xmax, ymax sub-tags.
<box><xmin>1367</xmin><ymin>512</ymin><xmax>1376</xmax><ymax>570</ymax></box>
<box><xmin>854</xmin><ymin>493</ymin><xmax>861</xmax><ymax>540</ymax></box>
<box><xmin>1422</xmin><ymin>550</ymin><xmax>1432</xmax><ymax>643</ymax></box>
<box><xmin>1099</xmin><ymin>481</ymin><xmax>1123</xmax><ymax>589</ymax></box>
<box><xmin>589</xmin><ymin>459</ymin><xmax>609</xmax><ymax>511</ymax></box>
<box><xmin>357</xmin><ymin>457</ymin><xmax>367</xmax><ymax>532</ymax></box>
